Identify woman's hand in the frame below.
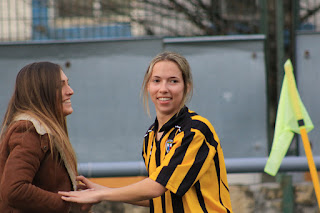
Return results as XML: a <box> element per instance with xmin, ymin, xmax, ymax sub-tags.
<box><xmin>59</xmin><ymin>188</ymin><xmax>106</xmax><ymax>204</ymax></box>
<box><xmin>76</xmin><ymin>175</ymin><xmax>106</xmax><ymax>191</ymax></box>
<box><xmin>59</xmin><ymin>175</ymin><xmax>108</xmax><ymax>205</ymax></box>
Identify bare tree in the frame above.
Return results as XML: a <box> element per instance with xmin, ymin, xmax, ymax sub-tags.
<box><xmin>98</xmin><ymin>0</ymin><xmax>261</xmax><ymax>36</ymax></box>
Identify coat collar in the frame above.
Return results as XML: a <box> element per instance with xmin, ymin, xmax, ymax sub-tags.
<box><xmin>13</xmin><ymin>113</ymin><xmax>50</xmax><ymax>135</ymax></box>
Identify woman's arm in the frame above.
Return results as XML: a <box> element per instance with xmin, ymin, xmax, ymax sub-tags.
<box><xmin>59</xmin><ymin>177</ymin><xmax>166</xmax><ymax>204</ymax></box>
<box><xmin>75</xmin><ymin>175</ymin><xmax>151</xmax><ymax>207</ymax></box>
<box><xmin>127</xmin><ymin>200</ymin><xmax>150</xmax><ymax>207</ymax></box>
<box><xmin>1</xmin><ymin>124</ymin><xmax>71</xmax><ymax>213</ymax></box>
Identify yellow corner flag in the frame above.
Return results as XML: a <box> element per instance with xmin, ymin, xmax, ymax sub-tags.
<box><xmin>264</xmin><ymin>59</ymin><xmax>314</xmax><ymax>176</ymax></box>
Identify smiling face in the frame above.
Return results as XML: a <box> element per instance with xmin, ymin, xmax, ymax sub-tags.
<box><xmin>60</xmin><ymin>70</ymin><xmax>74</xmax><ymax>116</ymax></box>
<box><xmin>148</xmin><ymin>61</ymin><xmax>185</xmax><ymax>120</ymax></box>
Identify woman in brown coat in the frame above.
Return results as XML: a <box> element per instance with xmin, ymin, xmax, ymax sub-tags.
<box><xmin>0</xmin><ymin>62</ymin><xmax>87</xmax><ymax>213</ymax></box>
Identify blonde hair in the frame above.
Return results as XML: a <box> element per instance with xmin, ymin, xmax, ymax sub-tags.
<box><xmin>0</xmin><ymin>62</ymin><xmax>77</xmax><ymax>175</ymax></box>
<box><xmin>141</xmin><ymin>51</ymin><xmax>193</xmax><ymax>116</ymax></box>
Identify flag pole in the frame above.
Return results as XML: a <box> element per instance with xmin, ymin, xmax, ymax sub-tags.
<box><xmin>300</xmin><ymin>128</ymin><xmax>320</xmax><ymax>207</ymax></box>
<box><xmin>284</xmin><ymin>60</ymin><xmax>320</xmax><ymax>208</ymax></box>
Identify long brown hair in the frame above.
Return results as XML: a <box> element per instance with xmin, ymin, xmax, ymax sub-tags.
<box><xmin>0</xmin><ymin>62</ymin><xmax>77</xmax><ymax>175</ymax></box>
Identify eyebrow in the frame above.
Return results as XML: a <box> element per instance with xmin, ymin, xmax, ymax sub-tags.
<box><xmin>151</xmin><ymin>76</ymin><xmax>179</xmax><ymax>78</ymax></box>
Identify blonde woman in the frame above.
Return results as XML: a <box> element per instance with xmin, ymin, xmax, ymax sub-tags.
<box><xmin>59</xmin><ymin>52</ymin><xmax>233</xmax><ymax>212</ymax></box>
<box><xmin>0</xmin><ymin>62</ymin><xmax>88</xmax><ymax>213</ymax></box>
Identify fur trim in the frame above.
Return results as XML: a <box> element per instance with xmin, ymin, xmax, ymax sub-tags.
<box><xmin>14</xmin><ymin>114</ymin><xmax>49</xmax><ymax>135</ymax></box>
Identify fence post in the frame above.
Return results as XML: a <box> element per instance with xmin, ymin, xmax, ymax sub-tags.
<box><xmin>277</xmin><ymin>174</ymin><xmax>294</xmax><ymax>213</ymax></box>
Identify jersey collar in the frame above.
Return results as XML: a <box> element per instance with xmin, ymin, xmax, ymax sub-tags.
<box><xmin>155</xmin><ymin>106</ymin><xmax>188</xmax><ymax>132</ymax></box>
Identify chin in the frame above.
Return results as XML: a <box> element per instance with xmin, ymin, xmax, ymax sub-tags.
<box><xmin>63</xmin><ymin>109</ymin><xmax>73</xmax><ymax>116</ymax></box>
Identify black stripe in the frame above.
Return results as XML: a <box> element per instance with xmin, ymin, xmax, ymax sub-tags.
<box><xmin>222</xmin><ymin>180</ymin><xmax>229</xmax><ymax>192</ymax></box>
<box><xmin>176</xmin><ymin>140</ymin><xmax>209</xmax><ymax>196</ymax></box>
<box><xmin>156</xmin><ymin>131</ymin><xmax>195</xmax><ymax>186</ymax></box>
<box><xmin>142</xmin><ymin>154</ymin><xmax>145</xmax><ymax>164</ymax></box>
<box><xmin>213</xmin><ymin>153</ymin><xmax>222</xmax><ymax>205</ymax></box>
<box><xmin>191</xmin><ymin>120</ymin><xmax>218</xmax><ymax>148</ymax></box>
<box><xmin>189</xmin><ymin>112</ymin><xmax>197</xmax><ymax>116</ymax></box>
<box><xmin>147</xmin><ymin>138</ymin><xmax>154</xmax><ymax>175</ymax></box>
<box><xmin>195</xmin><ymin>181</ymin><xmax>208</xmax><ymax>213</ymax></box>
<box><xmin>214</xmin><ymin>153</ymin><xmax>231</xmax><ymax>213</ymax></box>
<box><xmin>142</xmin><ymin>137</ymin><xmax>148</xmax><ymax>165</ymax></box>
<box><xmin>161</xmin><ymin>194</ymin><xmax>166</xmax><ymax>213</ymax></box>
<box><xmin>171</xmin><ymin>192</ymin><xmax>184</xmax><ymax>213</ymax></box>
<box><xmin>155</xmin><ymin>138</ymin><xmax>161</xmax><ymax>167</ymax></box>
<box><xmin>298</xmin><ymin>119</ymin><xmax>305</xmax><ymax>127</ymax></box>
<box><xmin>144</xmin><ymin>134</ymin><xmax>149</xmax><ymax>157</ymax></box>
<box><xmin>167</xmin><ymin>128</ymin><xmax>177</xmax><ymax>141</ymax></box>
<box><xmin>150</xmin><ymin>199</ymin><xmax>154</xmax><ymax>213</ymax></box>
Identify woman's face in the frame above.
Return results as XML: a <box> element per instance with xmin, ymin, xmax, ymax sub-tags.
<box><xmin>148</xmin><ymin>61</ymin><xmax>185</xmax><ymax>119</ymax></box>
<box><xmin>60</xmin><ymin>70</ymin><xmax>74</xmax><ymax>116</ymax></box>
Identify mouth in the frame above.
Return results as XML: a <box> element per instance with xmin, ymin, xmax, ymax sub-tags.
<box><xmin>63</xmin><ymin>99</ymin><xmax>71</xmax><ymax>104</ymax></box>
<box><xmin>158</xmin><ymin>97</ymin><xmax>171</xmax><ymax>101</ymax></box>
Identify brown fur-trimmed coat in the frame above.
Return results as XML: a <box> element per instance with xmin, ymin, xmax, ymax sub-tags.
<box><xmin>0</xmin><ymin>119</ymin><xmax>76</xmax><ymax>213</ymax></box>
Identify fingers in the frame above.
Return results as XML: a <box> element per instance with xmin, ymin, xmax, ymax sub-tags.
<box><xmin>76</xmin><ymin>175</ymin><xmax>85</xmax><ymax>181</ymax></box>
<box><xmin>77</xmin><ymin>176</ymin><xmax>94</xmax><ymax>187</ymax></box>
<box><xmin>58</xmin><ymin>191</ymin><xmax>73</xmax><ymax>197</ymax></box>
<box><xmin>76</xmin><ymin>175</ymin><xmax>90</xmax><ymax>183</ymax></box>
<box><xmin>77</xmin><ymin>184</ymin><xmax>88</xmax><ymax>190</ymax></box>
<box><xmin>60</xmin><ymin>195</ymin><xmax>72</xmax><ymax>201</ymax></box>
<box><xmin>59</xmin><ymin>189</ymin><xmax>100</xmax><ymax>204</ymax></box>
<box><xmin>59</xmin><ymin>189</ymin><xmax>94</xmax><ymax>196</ymax></box>
<box><xmin>59</xmin><ymin>191</ymin><xmax>82</xmax><ymax>203</ymax></box>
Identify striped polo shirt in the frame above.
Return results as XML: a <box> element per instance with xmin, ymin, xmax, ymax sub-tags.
<box><xmin>142</xmin><ymin>106</ymin><xmax>233</xmax><ymax>213</ymax></box>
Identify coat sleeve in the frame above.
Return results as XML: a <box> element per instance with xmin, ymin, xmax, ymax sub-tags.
<box><xmin>0</xmin><ymin>123</ymin><xmax>71</xmax><ymax>213</ymax></box>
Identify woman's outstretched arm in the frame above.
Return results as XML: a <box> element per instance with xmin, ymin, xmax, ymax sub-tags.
<box><xmin>59</xmin><ymin>177</ymin><xmax>166</xmax><ymax>205</ymax></box>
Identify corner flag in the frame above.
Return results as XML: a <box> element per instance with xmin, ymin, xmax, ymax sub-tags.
<box><xmin>264</xmin><ymin>59</ymin><xmax>314</xmax><ymax>176</ymax></box>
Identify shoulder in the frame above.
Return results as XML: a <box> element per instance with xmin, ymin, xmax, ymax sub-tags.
<box><xmin>13</xmin><ymin>113</ymin><xmax>49</xmax><ymax>135</ymax></box>
<box><xmin>183</xmin><ymin>109</ymin><xmax>219</xmax><ymax>146</ymax></box>
<box><xmin>3</xmin><ymin>120</ymin><xmax>50</xmax><ymax>154</ymax></box>
<box><xmin>7</xmin><ymin>120</ymin><xmax>38</xmax><ymax>135</ymax></box>
<box><xmin>1</xmin><ymin>120</ymin><xmax>48</xmax><ymax>154</ymax></box>
<box><xmin>182</xmin><ymin>109</ymin><xmax>214</xmax><ymax>132</ymax></box>
<box><xmin>144</xmin><ymin>123</ymin><xmax>155</xmax><ymax>137</ymax></box>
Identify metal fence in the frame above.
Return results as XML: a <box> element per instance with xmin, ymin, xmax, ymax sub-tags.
<box><xmin>299</xmin><ymin>0</ymin><xmax>320</xmax><ymax>31</ymax></box>
<box><xmin>1</xmin><ymin>0</ymin><xmax>320</xmax><ymax>43</ymax></box>
<box><xmin>0</xmin><ymin>0</ymin><xmax>264</xmax><ymax>42</ymax></box>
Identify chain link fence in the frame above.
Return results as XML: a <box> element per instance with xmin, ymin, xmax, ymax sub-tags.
<box><xmin>299</xmin><ymin>0</ymin><xmax>320</xmax><ymax>31</ymax></box>
<box><xmin>0</xmin><ymin>0</ymin><xmax>263</xmax><ymax>42</ymax></box>
<box><xmin>1</xmin><ymin>0</ymin><xmax>319</xmax><ymax>42</ymax></box>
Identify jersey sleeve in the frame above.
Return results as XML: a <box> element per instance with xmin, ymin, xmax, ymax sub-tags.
<box><xmin>149</xmin><ymin>128</ymin><xmax>217</xmax><ymax>196</ymax></box>
<box><xmin>0</xmin><ymin>124</ymin><xmax>71</xmax><ymax>213</ymax></box>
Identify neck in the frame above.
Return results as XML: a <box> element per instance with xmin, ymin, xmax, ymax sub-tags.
<box><xmin>156</xmin><ymin>112</ymin><xmax>176</xmax><ymax>132</ymax></box>
<box><xmin>157</xmin><ymin>115</ymin><xmax>169</xmax><ymax>132</ymax></box>
<box><xmin>156</xmin><ymin>107</ymin><xmax>183</xmax><ymax>131</ymax></box>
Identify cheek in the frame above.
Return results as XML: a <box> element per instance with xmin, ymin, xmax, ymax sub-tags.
<box><xmin>147</xmin><ymin>84</ymin><xmax>155</xmax><ymax>96</ymax></box>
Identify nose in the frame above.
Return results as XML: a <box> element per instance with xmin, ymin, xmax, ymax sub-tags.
<box><xmin>159</xmin><ymin>81</ymin><xmax>168</xmax><ymax>93</ymax></box>
<box><xmin>66</xmin><ymin>85</ymin><xmax>74</xmax><ymax>96</ymax></box>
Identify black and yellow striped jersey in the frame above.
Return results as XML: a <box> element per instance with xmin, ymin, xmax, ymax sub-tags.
<box><xmin>142</xmin><ymin>106</ymin><xmax>233</xmax><ymax>213</ymax></box>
